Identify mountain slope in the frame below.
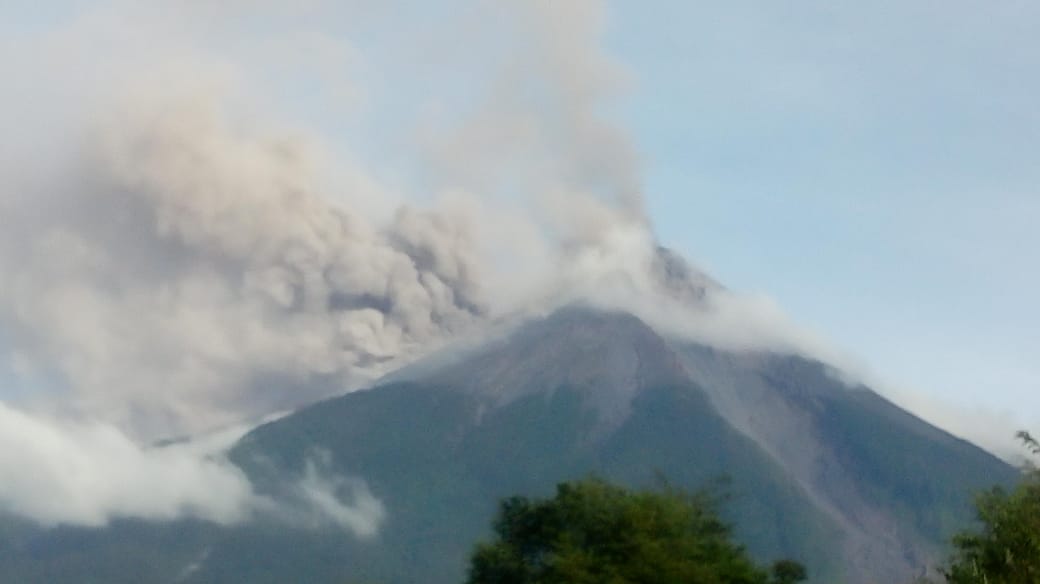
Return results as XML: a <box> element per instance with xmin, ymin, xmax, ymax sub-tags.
<box><xmin>677</xmin><ymin>344</ymin><xmax>1018</xmax><ymax>579</ymax></box>
<box><xmin>221</xmin><ymin>307</ymin><xmax>1019</xmax><ymax>583</ymax></box>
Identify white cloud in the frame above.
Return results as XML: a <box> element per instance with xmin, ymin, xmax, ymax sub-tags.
<box><xmin>0</xmin><ymin>402</ymin><xmax>253</xmax><ymax>526</ymax></box>
<box><xmin>0</xmin><ymin>402</ymin><xmax>386</xmax><ymax>536</ymax></box>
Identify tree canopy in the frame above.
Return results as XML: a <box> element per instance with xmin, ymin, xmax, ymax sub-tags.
<box><xmin>942</xmin><ymin>432</ymin><xmax>1040</xmax><ymax>583</ymax></box>
<box><xmin>465</xmin><ymin>477</ymin><xmax>806</xmax><ymax>584</ymax></box>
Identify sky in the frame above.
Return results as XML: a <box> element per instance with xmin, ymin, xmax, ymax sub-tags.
<box><xmin>603</xmin><ymin>1</ymin><xmax>1040</xmax><ymax>447</ymax></box>
<box><xmin>0</xmin><ymin>0</ymin><xmax>1037</xmax><ymax>466</ymax></box>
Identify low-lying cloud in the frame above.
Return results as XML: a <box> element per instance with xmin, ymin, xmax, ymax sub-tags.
<box><xmin>0</xmin><ymin>402</ymin><xmax>251</xmax><ymax>526</ymax></box>
<box><xmin>0</xmin><ymin>401</ymin><xmax>386</xmax><ymax>535</ymax></box>
<box><xmin>281</xmin><ymin>450</ymin><xmax>387</xmax><ymax>537</ymax></box>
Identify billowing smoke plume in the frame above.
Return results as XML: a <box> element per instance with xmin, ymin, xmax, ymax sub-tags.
<box><xmin>0</xmin><ymin>0</ymin><xmax>658</xmax><ymax>438</ymax></box>
<box><xmin>3</xmin><ymin>96</ymin><xmax>487</xmax><ymax>438</ymax></box>
<box><xmin>0</xmin><ymin>0</ymin><xmax>675</xmax><ymax>528</ymax></box>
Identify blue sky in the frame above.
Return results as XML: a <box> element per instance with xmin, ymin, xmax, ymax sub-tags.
<box><xmin>604</xmin><ymin>1</ymin><xmax>1040</xmax><ymax>435</ymax></box>
<box><xmin>1</xmin><ymin>1</ymin><xmax>1037</xmax><ymax>449</ymax></box>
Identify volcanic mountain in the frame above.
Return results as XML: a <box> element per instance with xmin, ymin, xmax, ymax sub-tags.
<box><xmin>0</xmin><ymin>296</ymin><xmax>1016</xmax><ymax>584</ymax></box>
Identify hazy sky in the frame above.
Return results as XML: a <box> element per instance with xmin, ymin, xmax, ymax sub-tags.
<box><xmin>1</xmin><ymin>1</ymin><xmax>1037</xmax><ymax>453</ymax></box>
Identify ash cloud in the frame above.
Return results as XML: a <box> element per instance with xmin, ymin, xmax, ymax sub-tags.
<box><xmin>424</xmin><ymin>0</ymin><xmax>643</xmax><ymax>220</ymax></box>
<box><xmin>0</xmin><ymin>0</ymin><xmax>660</xmax><ymax>528</ymax></box>
<box><xmin>3</xmin><ymin>96</ymin><xmax>486</xmax><ymax>438</ymax></box>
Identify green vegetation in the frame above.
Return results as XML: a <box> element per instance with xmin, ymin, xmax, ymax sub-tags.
<box><xmin>941</xmin><ymin>432</ymin><xmax>1040</xmax><ymax>583</ymax></box>
<box><xmin>465</xmin><ymin>477</ymin><xmax>806</xmax><ymax>584</ymax></box>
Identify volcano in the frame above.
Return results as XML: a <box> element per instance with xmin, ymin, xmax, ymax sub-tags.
<box><xmin>0</xmin><ymin>296</ymin><xmax>1016</xmax><ymax>584</ymax></box>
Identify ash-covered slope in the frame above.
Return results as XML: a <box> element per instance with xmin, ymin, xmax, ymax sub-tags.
<box><xmin>0</xmin><ymin>305</ymin><xmax>1017</xmax><ymax>584</ymax></box>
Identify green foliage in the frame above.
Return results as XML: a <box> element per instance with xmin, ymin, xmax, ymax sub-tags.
<box><xmin>770</xmin><ymin>560</ymin><xmax>808</xmax><ymax>584</ymax></box>
<box><xmin>942</xmin><ymin>432</ymin><xmax>1040</xmax><ymax>583</ymax></box>
<box><xmin>465</xmin><ymin>478</ymin><xmax>806</xmax><ymax>584</ymax></box>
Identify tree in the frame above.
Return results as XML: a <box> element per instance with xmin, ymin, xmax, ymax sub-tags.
<box><xmin>465</xmin><ymin>477</ymin><xmax>806</xmax><ymax>584</ymax></box>
<box><xmin>769</xmin><ymin>560</ymin><xmax>808</xmax><ymax>584</ymax></box>
<box><xmin>942</xmin><ymin>432</ymin><xmax>1040</xmax><ymax>583</ymax></box>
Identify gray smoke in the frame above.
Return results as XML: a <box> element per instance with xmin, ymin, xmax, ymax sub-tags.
<box><xmin>425</xmin><ymin>0</ymin><xmax>644</xmax><ymax>221</ymax></box>
<box><xmin>0</xmin><ymin>0</ymin><xmax>672</xmax><ymax>528</ymax></box>
<box><xmin>2</xmin><ymin>96</ymin><xmax>488</xmax><ymax>438</ymax></box>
